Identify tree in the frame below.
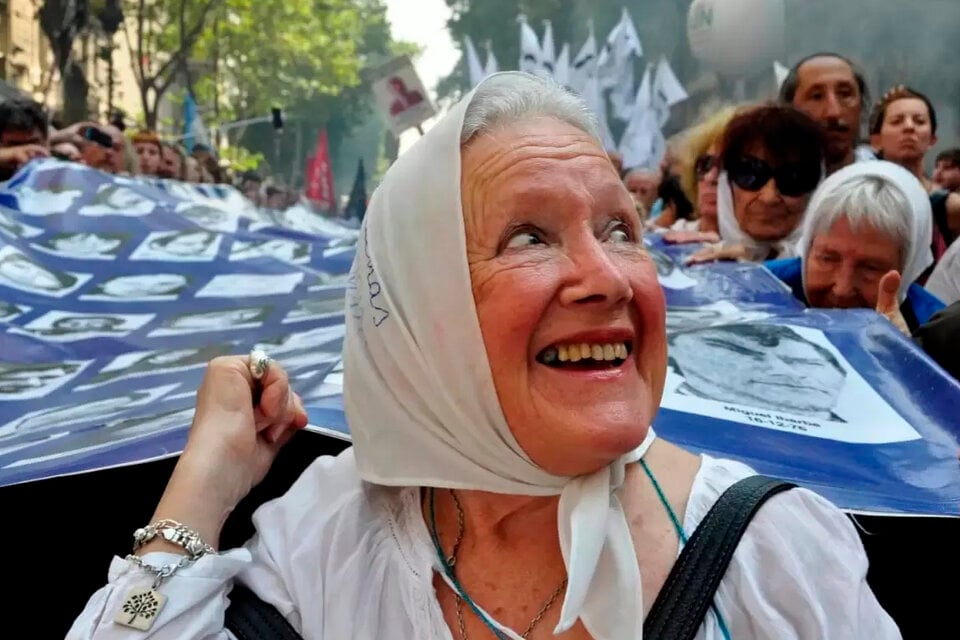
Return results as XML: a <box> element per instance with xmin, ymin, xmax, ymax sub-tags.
<box><xmin>38</xmin><ymin>0</ymin><xmax>91</xmax><ymax>122</ymax></box>
<box><xmin>122</xmin><ymin>0</ymin><xmax>224</xmax><ymax>129</ymax></box>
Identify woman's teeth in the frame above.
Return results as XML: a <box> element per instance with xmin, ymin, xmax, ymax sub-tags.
<box><xmin>539</xmin><ymin>342</ymin><xmax>630</xmax><ymax>365</ymax></box>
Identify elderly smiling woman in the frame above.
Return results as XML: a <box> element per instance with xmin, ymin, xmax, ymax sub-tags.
<box><xmin>69</xmin><ymin>74</ymin><xmax>899</xmax><ymax>640</ymax></box>
<box><xmin>766</xmin><ymin>161</ymin><xmax>945</xmax><ymax>334</ymax></box>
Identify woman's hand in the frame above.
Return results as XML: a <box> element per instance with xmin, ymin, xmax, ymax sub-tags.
<box><xmin>875</xmin><ymin>270</ymin><xmax>911</xmax><ymax>336</ymax></box>
<box><xmin>663</xmin><ymin>230</ymin><xmax>721</xmax><ymax>245</ymax></box>
<box><xmin>684</xmin><ymin>243</ymin><xmax>750</xmax><ymax>265</ymax></box>
<box><xmin>143</xmin><ymin>355</ymin><xmax>308</xmax><ymax>552</ymax></box>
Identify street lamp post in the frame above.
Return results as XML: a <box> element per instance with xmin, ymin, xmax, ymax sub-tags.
<box><xmin>96</xmin><ymin>0</ymin><xmax>124</xmax><ymax>115</ymax></box>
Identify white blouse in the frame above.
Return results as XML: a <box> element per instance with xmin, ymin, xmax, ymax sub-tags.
<box><xmin>68</xmin><ymin>449</ymin><xmax>901</xmax><ymax>640</ymax></box>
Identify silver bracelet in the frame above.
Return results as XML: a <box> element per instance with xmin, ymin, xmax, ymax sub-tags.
<box><xmin>132</xmin><ymin>518</ymin><xmax>216</xmax><ymax>559</ymax></box>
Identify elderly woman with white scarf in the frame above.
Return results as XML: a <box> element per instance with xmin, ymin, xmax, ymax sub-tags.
<box><xmin>69</xmin><ymin>74</ymin><xmax>899</xmax><ymax>640</ymax></box>
<box><xmin>766</xmin><ymin>160</ymin><xmax>945</xmax><ymax>334</ymax></box>
<box><xmin>686</xmin><ymin>105</ymin><xmax>825</xmax><ymax>265</ymax></box>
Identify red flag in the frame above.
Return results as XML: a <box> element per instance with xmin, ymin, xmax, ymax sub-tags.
<box><xmin>305</xmin><ymin>130</ymin><xmax>335</xmax><ymax>210</ymax></box>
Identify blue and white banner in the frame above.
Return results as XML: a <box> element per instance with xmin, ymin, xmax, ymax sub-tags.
<box><xmin>1</xmin><ymin>161</ymin><xmax>958</xmax><ymax>517</ymax></box>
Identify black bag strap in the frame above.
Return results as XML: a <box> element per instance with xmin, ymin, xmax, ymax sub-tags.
<box><xmin>643</xmin><ymin>475</ymin><xmax>796</xmax><ymax>640</ymax></box>
<box><xmin>225</xmin><ymin>584</ymin><xmax>304</xmax><ymax>640</ymax></box>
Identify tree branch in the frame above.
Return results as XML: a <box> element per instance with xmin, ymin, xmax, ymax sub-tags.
<box><xmin>150</xmin><ymin>0</ymin><xmax>221</xmax><ymax>88</ymax></box>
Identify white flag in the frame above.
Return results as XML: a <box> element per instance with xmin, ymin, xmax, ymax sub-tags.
<box><xmin>463</xmin><ymin>36</ymin><xmax>486</xmax><ymax>88</ymax></box>
<box><xmin>519</xmin><ymin>16</ymin><xmax>541</xmax><ymax>74</ymax></box>
<box><xmin>554</xmin><ymin>43</ymin><xmax>570</xmax><ymax>88</ymax></box>
<box><xmin>484</xmin><ymin>42</ymin><xmax>499</xmax><ymax>77</ymax></box>
<box><xmin>583</xmin><ymin>75</ymin><xmax>616</xmax><ymax>152</ymax></box>
<box><xmin>619</xmin><ymin>107</ymin><xmax>664</xmax><ymax>171</ymax></box>
<box><xmin>652</xmin><ymin>56</ymin><xmax>688</xmax><ymax>127</ymax></box>
<box><xmin>569</xmin><ymin>28</ymin><xmax>598</xmax><ymax>95</ymax></box>
<box><xmin>539</xmin><ymin>20</ymin><xmax>556</xmax><ymax>78</ymax></box>
<box><xmin>774</xmin><ymin>60</ymin><xmax>790</xmax><ymax>90</ymax></box>
<box><xmin>597</xmin><ymin>7</ymin><xmax>642</xmax><ymax>90</ymax></box>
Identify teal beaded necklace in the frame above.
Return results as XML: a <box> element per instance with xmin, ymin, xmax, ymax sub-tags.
<box><xmin>429</xmin><ymin>459</ymin><xmax>731</xmax><ymax>640</ymax></box>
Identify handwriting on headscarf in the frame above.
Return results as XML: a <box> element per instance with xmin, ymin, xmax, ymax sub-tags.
<box><xmin>361</xmin><ymin>225</ymin><xmax>389</xmax><ymax>327</ymax></box>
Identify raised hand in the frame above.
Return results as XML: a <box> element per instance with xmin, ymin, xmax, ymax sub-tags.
<box><xmin>0</xmin><ymin>144</ymin><xmax>49</xmax><ymax>170</ymax></box>
<box><xmin>875</xmin><ymin>270</ymin><xmax>911</xmax><ymax>336</ymax></box>
<box><xmin>684</xmin><ymin>242</ymin><xmax>750</xmax><ymax>265</ymax></box>
<box><xmin>663</xmin><ymin>230</ymin><xmax>721</xmax><ymax>245</ymax></box>
<box><xmin>143</xmin><ymin>355</ymin><xmax>308</xmax><ymax>552</ymax></box>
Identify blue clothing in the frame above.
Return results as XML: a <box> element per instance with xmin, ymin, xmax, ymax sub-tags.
<box><xmin>764</xmin><ymin>257</ymin><xmax>946</xmax><ymax>331</ymax></box>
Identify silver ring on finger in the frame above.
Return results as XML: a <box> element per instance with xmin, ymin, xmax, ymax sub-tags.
<box><xmin>249</xmin><ymin>349</ymin><xmax>272</xmax><ymax>380</ymax></box>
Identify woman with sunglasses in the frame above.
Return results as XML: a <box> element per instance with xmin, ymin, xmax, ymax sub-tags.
<box><xmin>686</xmin><ymin>105</ymin><xmax>825</xmax><ymax>265</ymax></box>
<box><xmin>766</xmin><ymin>161</ymin><xmax>944</xmax><ymax>335</ymax></box>
<box><xmin>664</xmin><ymin>107</ymin><xmax>739</xmax><ymax>244</ymax></box>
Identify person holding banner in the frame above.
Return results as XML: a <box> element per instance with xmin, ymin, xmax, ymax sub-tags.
<box><xmin>766</xmin><ymin>160</ymin><xmax>944</xmax><ymax>334</ymax></box>
<box><xmin>69</xmin><ymin>73</ymin><xmax>899</xmax><ymax>640</ymax></box>
<box><xmin>686</xmin><ymin>105</ymin><xmax>825</xmax><ymax>265</ymax></box>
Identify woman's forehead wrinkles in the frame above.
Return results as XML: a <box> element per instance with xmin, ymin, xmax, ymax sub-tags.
<box><xmin>466</xmin><ymin>134</ymin><xmax>607</xmax><ymax>189</ymax></box>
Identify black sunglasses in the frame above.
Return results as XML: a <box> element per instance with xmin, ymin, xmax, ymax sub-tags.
<box><xmin>727</xmin><ymin>155</ymin><xmax>820</xmax><ymax>198</ymax></box>
<box><xmin>694</xmin><ymin>154</ymin><xmax>718</xmax><ymax>179</ymax></box>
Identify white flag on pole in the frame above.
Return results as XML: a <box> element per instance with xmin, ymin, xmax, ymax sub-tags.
<box><xmin>583</xmin><ymin>74</ymin><xmax>616</xmax><ymax>152</ymax></box>
<box><xmin>539</xmin><ymin>20</ymin><xmax>556</xmax><ymax>78</ymax></box>
<box><xmin>463</xmin><ymin>36</ymin><xmax>486</xmax><ymax>88</ymax></box>
<box><xmin>569</xmin><ymin>27</ymin><xmax>598</xmax><ymax>95</ymax></box>
<box><xmin>774</xmin><ymin>60</ymin><xmax>790</xmax><ymax>90</ymax></box>
<box><xmin>619</xmin><ymin>107</ymin><xmax>664</xmax><ymax>171</ymax></box>
<box><xmin>598</xmin><ymin>8</ymin><xmax>643</xmax><ymax>121</ymax></box>
<box><xmin>484</xmin><ymin>41</ymin><xmax>499</xmax><ymax>77</ymax></box>
<box><xmin>652</xmin><ymin>55</ymin><xmax>688</xmax><ymax>127</ymax></box>
<box><xmin>554</xmin><ymin>43</ymin><xmax>570</xmax><ymax>88</ymax></box>
<box><xmin>519</xmin><ymin>16</ymin><xmax>541</xmax><ymax>74</ymax></box>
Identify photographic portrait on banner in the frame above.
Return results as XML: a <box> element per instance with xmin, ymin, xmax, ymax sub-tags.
<box><xmin>661</xmin><ymin>321</ymin><xmax>921</xmax><ymax>444</ymax></box>
<box><xmin>148</xmin><ymin>306</ymin><xmax>273</xmax><ymax>337</ymax></box>
<box><xmin>30</xmin><ymin>232</ymin><xmax>127</xmax><ymax>260</ymax></box>
<box><xmin>0</xmin><ymin>360</ymin><xmax>93</xmax><ymax>400</ymax></box>
<box><xmin>195</xmin><ymin>272</ymin><xmax>304</xmax><ymax>298</ymax></box>
<box><xmin>0</xmin><ymin>246</ymin><xmax>92</xmax><ymax>297</ymax></box>
<box><xmin>229</xmin><ymin>238</ymin><xmax>311</xmax><ymax>264</ymax></box>
<box><xmin>81</xmin><ymin>273</ymin><xmax>190</xmax><ymax>302</ymax></box>
<box><xmin>0</xmin><ymin>301</ymin><xmax>30</xmax><ymax>322</ymax></box>
<box><xmin>0</xmin><ymin>210</ymin><xmax>44</xmax><ymax>239</ymax></box>
<box><xmin>176</xmin><ymin>203</ymin><xmax>240</xmax><ymax>233</ymax></box>
<box><xmin>647</xmin><ymin>244</ymin><xmax>698</xmax><ymax>290</ymax></box>
<box><xmin>11</xmin><ymin>310</ymin><xmax>155</xmax><ymax>342</ymax></box>
<box><xmin>76</xmin><ymin>344</ymin><xmax>236</xmax><ymax>391</ymax></box>
<box><xmin>130</xmin><ymin>230</ymin><xmax>223</xmax><ymax>262</ymax></box>
<box><xmin>78</xmin><ymin>183</ymin><xmax>156</xmax><ymax>217</ymax></box>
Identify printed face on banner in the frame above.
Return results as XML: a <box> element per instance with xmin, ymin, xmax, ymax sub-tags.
<box><xmin>81</xmin><ymin>273</ymin><xmax>189</xmax><ymax>301</ymax></box>
<box><xmin>0</xmin><ymin>301</ymin><xmax>30</xmax><ymax>322</ymax></box>
<box><xmin>0</xmin><ymin>361</ymin><xmax>92</xmax><ymax>400</ymax></box>
<box><xmin>0</xmin><ymin>384</ymin><xmax>179</xmax><ymax>440</ymax></box>
<box><xmin>79</xmin><ymin>184</ymin><xmax>156</xmax><ymax>217</ymax></box>
<box><xmin>0</xmin><ymin>210</ymin><xmax>44</xmax><ymax>239</ymax></box>
<box><xmin>176</xmin><ymin>203</ymin><xmax>239</xmax><ymax>232</ymax></box>
<box><xmin>76</xmin><ymin>344</ymin><xmax>235</xmax><ymax>391</ymax></box>
<box><xmin>282</xmin><ymin>293</ymin><xmax>346</xmax><ymax>323</ymax></box>
<box><xmin>229</xmin><ymin>238</ymin><xmax>311</xmax><ymax>264</ymax></box>
<box><xmin>11</xmin><ymin>310</ymin><xmax>154</xmax><ymax>342</ymax></box>
<box><xmin>11</xmin><ymin>185</ymin><xmax>82</xmax><ymax>216</ymax></box>
<box><xmin>31</xmin><ymin>232</ymin><xmax>127</xmax><ymax>260</ymax></box>
<box><xmin>149</xmin><ymin>306</ymin><xmax>272</xmax><ymax>337</ymax></box>
<box><xmin>665</xmin><ymin>302</ymin><xmax>772</xmax><ymax>333</ymax></box>
<box><xmin>648</xmin><ymin>245</ymin><xmax>698</xmax><ymax>290</ymax></box>
<box><xmin>0</xmin><ymin>246</ymin><xmax>92</xmax><ymax>297</ymax></box>
<box><xmin>195</xmin><ymin>273</ymin><xmax>304</xmax><ymax>298</ymax></box>
<box><xmin>662</xmin><ymin>322</ymin><xmax>921</xmax><ymax>444</ymax></box>
<box><xmin>370</xmin><ymin>56</ymin><xmax>437</xmax><ymax>135</ymax></box>
<box><xmin>130</xmin><ymin>230</ymin><xmax>222</xmax><ymax>261</ymax></box>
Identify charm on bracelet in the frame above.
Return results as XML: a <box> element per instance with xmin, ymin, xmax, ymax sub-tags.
<box><xmin>115</xmin><ymin>587</ymin><xmax>167</xmax><ymax>631</ymax></box>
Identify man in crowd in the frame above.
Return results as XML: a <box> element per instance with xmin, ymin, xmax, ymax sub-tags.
<box><xmin>933</xmin><ymin>148</ymin><xmax>960</xmax><ymax>192</ymax></box>
<box><xmin>780</xmin><ymin>53</ymin><xmax>869</xmax><ymax>174</ymax></box>
<box><xmin>0</xmin><ymin>98</ymin><xmax>50</xmax><ymax>181</ymax></box>
<box><xmin>239</xmin><ymin>171</ymin><xmax>263</xmax><ymax>206</ymax></box>
<box><xmin>624</xmin><ymin>166</ymin><xmax>662</xmax><ymax>217</ymax></box>
<box><xmin>78</xmin><ymin>124</ymin><xmax>126</xmax><ymax>175</ymax></box>
<box><xmin>132</xmin><ymin>130</ymin><xmax>163</xmax><ymax>176</ymax></box>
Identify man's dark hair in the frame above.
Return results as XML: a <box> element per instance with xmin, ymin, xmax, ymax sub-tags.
<box><xmin>935</xmin><ymin>148</ymin><xmax>960</xmax><ymax>167</ymax></box>
<box><xmin>778</xmin><ymin>52</ymin><xmax>870</xmax><ymax>109</ymax></box>
<box><xmin>869</xmin><ymin>85</ymin><xmax>938</xmax><ymax>135</ymax></box>
<box><xmin>720</xmin><ymin>103</ymin><xmax>826</xmax><ymax>170</ymax></box>
<box><xmin>0</xmin><ymin>98</ymin><xmax>48</xmax><ymax>140</ymax></box>
<box><xmin>669</xmin><ymin>322</ymin><xmax>846</xmax><ymax>376</ymax></box>
<box><xmin>240</xmin><ymin>170</ymin><xmax>262</xmax><ymax>185</ymax></box>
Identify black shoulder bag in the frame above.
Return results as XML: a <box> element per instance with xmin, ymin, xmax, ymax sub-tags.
<box><xmin>225</xmin><ymin>475</ymin><xmax>795</xmax><ymax>640</ymax></box>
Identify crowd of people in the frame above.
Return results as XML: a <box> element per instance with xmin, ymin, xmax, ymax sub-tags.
<box><xmin>608</xmin><ymin>52</ymin><xmax>960</xmax><ymax>379</ymax></box>
<box><xmin>0</xmin><ymin>97</ymin><xmax>301</xmax><ymax>211</ymax></box>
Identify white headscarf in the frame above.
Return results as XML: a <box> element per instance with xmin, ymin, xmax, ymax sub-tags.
<box><xmin>716</xmin><ymin>171</ymin><xmax>804</xmax><ymax>260</ymax></box>
<box><xmin>798</xmin><ymin>160</ymin><xmax>933</xmax><ymax>302</ymax></box>
<box><xmin>343</xmin><ymin>72</ymin><xmax>650</xmax><ymax>640</ymax></box>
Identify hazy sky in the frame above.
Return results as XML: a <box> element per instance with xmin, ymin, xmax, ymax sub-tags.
<box><xmin>385</xmin><ymin>0</ymin><xmax>458</xmax><ymax>150</ymax></box>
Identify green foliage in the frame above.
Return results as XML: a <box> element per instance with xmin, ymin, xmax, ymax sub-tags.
<box><xmin>219</xmin><ymin>144</ymin><xmax>265</xmax><ymax>173</ymax></box>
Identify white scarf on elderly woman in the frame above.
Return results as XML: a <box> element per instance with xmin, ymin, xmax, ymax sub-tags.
<box><xmin>343</xmin><ymin>72</ymin><xmax>648</xmax><ymax>640</ymax></box>
<box><xmin>716</xmin><ymin>171</ymin><xmax>805</xmax><ymax>260</ymax></box>
<box><xmin>797</xmin><ymin>160</ymin><xmax>933</xmax><ymax>301</ymax></box>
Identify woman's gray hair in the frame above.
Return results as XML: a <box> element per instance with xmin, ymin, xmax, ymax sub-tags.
<box><xmin>460</xmin><ymin>73</ymin><xmax>601</xmax><ymax>146</ymax></box>
<box><xmin>808</xmin><ymin>174</ymin><xmax>912</xmax><ymax>267</ymax></box>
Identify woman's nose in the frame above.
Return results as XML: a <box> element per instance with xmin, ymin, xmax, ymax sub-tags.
<box><xmin>757</xmin><ymin>177</ymin><xmax>782</xmax><ymax>203</ymax></box>
<box><xmin>832</xmin><ymin>264</ymin><xmax>858</xmax><ymax>298</ymax></box>
<box><xmin>560</xmin><ymin>238</ymin><xmax>633</xmax><ymax>307</ymax></box>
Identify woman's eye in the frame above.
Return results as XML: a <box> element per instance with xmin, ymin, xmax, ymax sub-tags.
<box><xmin>504</xmin><ymin>231</ymin><xmax>544</xmax><ymax>249</ymax></box>
<box><xmin>606</xmin><ymin>222</ymin><xmax>633</xmax><ymax>243</ymax></box>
